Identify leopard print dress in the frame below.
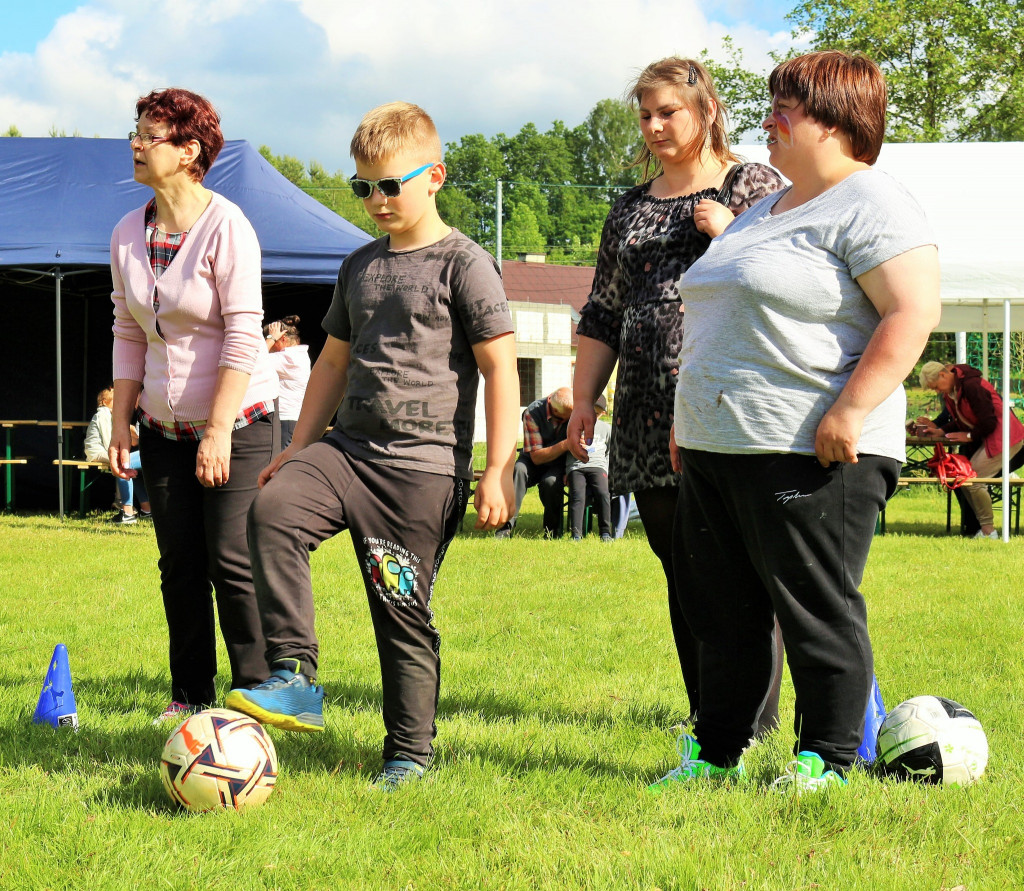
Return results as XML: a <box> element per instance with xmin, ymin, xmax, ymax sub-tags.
<box><xmin>577</xmin><ymin>162</ymin><xmax>785</xmax><ymax>496</ymax></box>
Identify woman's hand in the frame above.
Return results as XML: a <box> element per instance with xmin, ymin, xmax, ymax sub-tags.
<box><xmin>814</xmin><ymin>405</ymin><xmax>865</xmax><ymax>467</ymax></box>
<box><xmin>669</xmin><ymin>423</ymin><xmax>682</xmax><ymax>473</ymax></box>
<box><xmin>567</xmin><ymin>403</ymin><xmax>597</xmax><ymax>462</ymax></box>
<box><xmin>109</xmin><ymin>421</ymin><xmax>138</xmax><ymax>480</ymax></box>
<box><xmin>945</xmin><ymin>431</ymin><xmax>971</xmax><ymax>443</ymax></box>
<box><xmin>196</xmin><ymin>428</ymin><xmax>232</xmax><ymax>487</ymax></box>
<box><xmin>693</xmin><ymin>198</ymin><xmax>735</xmax><ymax>238</ymax></box>
<box><xmin>266</xmin><ymin>321</ymin><xmax>284</xmax><ymax>347</ymax></box>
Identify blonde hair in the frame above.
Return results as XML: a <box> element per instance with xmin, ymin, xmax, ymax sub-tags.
<box><xmin>350</xmin><ymin>101</ymin><xmax>442</xmax><ymax>166</ymax></box>
<box><xmin>96</xmin><ymin>386</ymin><xmax>114</xmax><ymax>408</ymax></box>
<box><xmin>626</xmin><ymin>57</ymin><xmax>738</xmax><ymax>182</ymax></box>
<box><xmin>919</xmin><ymin>361</ymin><xmax>946</xmax><ymax>389</ymax></box>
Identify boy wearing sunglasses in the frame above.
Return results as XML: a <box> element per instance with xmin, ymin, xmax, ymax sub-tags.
<box><xmin>227</xmin><ymin>101</ymin><xmax>519</xmax><ymax>790</ymax></box>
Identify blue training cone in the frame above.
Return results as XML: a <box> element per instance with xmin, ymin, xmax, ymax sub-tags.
<box><xmin>33</xmin><ymin>643</ymin><xmax>79</xmax><ymax>730</ymax></box>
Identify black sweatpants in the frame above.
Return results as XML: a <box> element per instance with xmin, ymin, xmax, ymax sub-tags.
<box><xmin>246</xmin><ymin>440</ymin><xmax>467</xmax><ymax>767</ymax></box>
<box><xmin>139</xmin><ymin>416</ymin><xmax>274</xmax><ymax>706</ymax></box>
<box><xmin>638</xmin><ymin>484</ymin><xmax>782</xmax><ymax>734</ymax></box>
<box><xmin>674</xmin><ymin>449</ymin><xmax>898</xmax><ymax>769</ymax></box>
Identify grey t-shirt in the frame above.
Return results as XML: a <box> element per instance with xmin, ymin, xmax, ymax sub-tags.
<box><xmin>674</xmin><ymin>168</ymin><xmax>934</xmax><ymax>461</ymax></box>
<box><xmin>323</xmin><ymin>229</ymin><xmax>513</xmax><ymax>479</ymax></box>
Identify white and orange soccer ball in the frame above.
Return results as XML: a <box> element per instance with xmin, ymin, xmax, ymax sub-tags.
<box><xmin>160</xmin><ymin>708</ymin><xmax>278</xmax><ymax>811</ymax></box>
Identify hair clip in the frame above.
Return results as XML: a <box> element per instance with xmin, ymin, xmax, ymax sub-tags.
<box><xmin>688</xmin><ymin>65</ymin><xmax>698</xmax><ymax>86</ymax></box>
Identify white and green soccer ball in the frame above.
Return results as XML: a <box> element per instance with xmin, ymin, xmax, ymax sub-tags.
<box><xmin>876</xmin><ymin>695</ymin><xmax>988</xmax><ymax>785</ymax></box>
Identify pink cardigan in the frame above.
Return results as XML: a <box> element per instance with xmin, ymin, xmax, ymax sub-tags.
<box><xmin>111</xmin><ymin>193</ymin><xmax>278</xmax><ymax>423</ymax></box>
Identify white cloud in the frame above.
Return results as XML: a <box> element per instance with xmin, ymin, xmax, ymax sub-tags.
<box><xmin>0</xmin><ymin>0</ymin><xmax>795</xmax><ymax>171</ymax></box>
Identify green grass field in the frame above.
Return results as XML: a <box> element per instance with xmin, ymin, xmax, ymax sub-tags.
<box><xmin>2</xmin><ymin>487</ymin><xmax>1022</xmax><ymax>890</ymax></box>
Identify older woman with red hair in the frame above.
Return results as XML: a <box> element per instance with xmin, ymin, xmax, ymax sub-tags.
<box><xmin>109</xmin><ymin>88</ymin><xmax>278</xmax><ymax>723</ymax></box>
<box><xmin>657</xmin><ymin>52</ymin><xmax>941</xmax><ymax>792</ymax></box>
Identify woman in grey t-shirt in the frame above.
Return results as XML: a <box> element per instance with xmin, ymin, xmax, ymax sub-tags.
<box><xmin>655</xmin><ymin>52</ymin><xmax>940</xmax><ymax>792</ymax></box>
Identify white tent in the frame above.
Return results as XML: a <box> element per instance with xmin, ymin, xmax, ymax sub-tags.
<box><xmin>739</xmin><ymin>142</ymin><xmax>1024</xmax><ymax>539</ymax></box>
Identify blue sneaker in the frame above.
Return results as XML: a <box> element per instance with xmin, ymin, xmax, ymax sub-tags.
<box><xmin>771</xmin><ymin>751</ymin><xmax>848</xmax><ymax>793</ymax></box>
<box><xmin>225</xmin><ymin>662</ymin><xmax>324</xmax><ymax>732</ymax></box>
<box><xmin>374</xmin><ymin>759</ymin><xmax>425</xmax><ymax>792</ymax></box>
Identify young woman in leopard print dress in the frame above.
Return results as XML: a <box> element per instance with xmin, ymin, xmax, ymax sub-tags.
<box><xmin>568</xmin><ymin>57</ymin><xmax>784</xmax><ymax>730</ymax></box>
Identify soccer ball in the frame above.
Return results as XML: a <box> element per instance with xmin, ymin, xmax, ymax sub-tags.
<box><xmin>875</xmin><ymin>696</ymin><xmax>988</xmax><ymax>785</ymax></box>
<box><xmin>160</xmin><ymin>708</ymin><xmax>278</xmax><ymax>811</ymax></box>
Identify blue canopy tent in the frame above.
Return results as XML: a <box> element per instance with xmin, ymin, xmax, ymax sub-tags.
<box><xmin>0</xmin><ymin>137</ymin><xmax>372</xmax><ymax>513</ymax></box>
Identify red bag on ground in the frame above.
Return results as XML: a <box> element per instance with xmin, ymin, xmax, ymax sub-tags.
<box><xmin>926</xmin><ymin>443</ymin><xmax>976</xmax><ymax>490</ymax></box>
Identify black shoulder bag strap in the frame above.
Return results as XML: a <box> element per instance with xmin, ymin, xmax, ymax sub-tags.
<box><xmin>715</xmin><ymin>163</ymin><xmax>744</xmax><ymax>207</ymax></box>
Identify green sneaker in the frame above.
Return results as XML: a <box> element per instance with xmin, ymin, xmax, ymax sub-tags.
<box><xmin>647</xmin><ymin>734</ymin><xmax>745</xmax><ymax>794</ymax></box>
<box><xmin>772</xmin><ymin>751</ymin><xmax>848</xmax><ymax>793</ymax></box>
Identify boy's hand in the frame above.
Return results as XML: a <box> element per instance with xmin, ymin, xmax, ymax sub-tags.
<box><xmin>669</xmin><ymin>423</ymin><xmax>681</xmax><ymax>473</ymax></box>
<box><xmin>257</xmin><ymin>445</ymin><xmax>296</xmax><ymax>488</ymax></box>
<box><xmin>473</xmin><ymin>465</ymin><xmax>513</xmax><ymax>530</ymax></box>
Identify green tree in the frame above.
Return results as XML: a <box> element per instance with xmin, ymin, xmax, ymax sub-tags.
<box><xmin>258</xmin><ymin>145</ymin><xmax>377</xmax><ymax>236</ymax></box>
<box><xmin>443</xmin><ymin>133</ymin><xmax>507</xmax><ymax>248</ymax></box>
<box><xmin>789</xmin><ymin>0</ymin><xmax>1024</xmax><ymax>141</ymax></box>
<box><xmin>700</xmin><ymin>37</ymin><xmax>781</xmax><ymax>142</ymax></box>
<box><xmin>569</xmin><ymin>99</ymin><xmax>643</xmax><ymax>191</ymax></box>
<box><xmin>502</xmin><ymin>202</ymin><xmax>545</xmax><ymax>259</ymax></box>
<box><xmin>3</xmin><ymin>125</ymin><xmax>21</xmax><ymax>137</ymax></box>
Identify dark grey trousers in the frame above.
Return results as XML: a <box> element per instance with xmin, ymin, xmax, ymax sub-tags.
<box><xmin>509</xmin><ymin>451</ymin><xmax>566</xmax><ymax>536</ymax></box>
<box><xmin>674</xmin><ymin>449</ymin><xmax>898</xmax><ymax>769</ymax></box>
<box><xmin>567</xmin><ymin>465</ymin><xmax>611</xmax><ymax>537</ymax></box>
<box><xmin>139</xmin><ymin>416</ymin><xmax>274</xmax><ymax>706</ymax></box>
<box><xmin>246</xmin><ymin>440</ymin><xmax>467</xmax><ymax>766</ymax></box>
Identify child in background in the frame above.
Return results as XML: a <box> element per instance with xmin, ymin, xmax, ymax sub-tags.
<box><xmin>227</xmin><ymin>101</ymin><xmax>520</xmax><ymax>790</ymax></box>
<box><xmin>263</xmin><ymin>314</ymin><xmax>311</xmax><ymax>449</ymax></box>
<box><xmin>83</xmin><ymin>386</ymin><xmax>150</xmax><ymax>524</ymax></box>
<box><xmin>566</xmin><ymin>395</ymin><xmax>613</xmax><ymax>541</ymax></box>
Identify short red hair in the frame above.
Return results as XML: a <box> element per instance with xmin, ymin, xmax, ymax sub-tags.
<box><xmin>135</xmin><ymin>88</ymin><xmax>224</xmax><ymax>182</ymax></box>
<box><xmin>768</xmin><ymin>52</ymin><xmax>886</xmax><ymax>165</ymax></box>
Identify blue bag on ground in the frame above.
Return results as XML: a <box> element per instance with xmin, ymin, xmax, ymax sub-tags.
<box><xmin>857</xmin><ymin>674</ymin><xmax>886</xmax><ymax>762</ymax></box>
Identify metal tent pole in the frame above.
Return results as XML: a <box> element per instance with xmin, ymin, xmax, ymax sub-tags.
<box><xmin>55</xmin><ymin>267</ymin><xmax>65</xmax><ymax>521</ymax></box>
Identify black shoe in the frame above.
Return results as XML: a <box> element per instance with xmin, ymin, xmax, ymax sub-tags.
<box><xmin>109</xmin><ymin>509</ymin><xmax>137</xmax><ymax>525</ymax></box>
<box><xmin>137</xmin><ymin>509</ymin><xmax>152</xmax><ymax>520</ymax></box>
<box><xmin>494</xmin><ymin>522</ymin><xmax>514</xmax><ymax>540</ymax></box>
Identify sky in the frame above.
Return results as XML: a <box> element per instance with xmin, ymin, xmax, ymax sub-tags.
<box><xmin>0</xmin><ymin>0</ymin><xmax>798</xmax><ymax>175</ymax></box>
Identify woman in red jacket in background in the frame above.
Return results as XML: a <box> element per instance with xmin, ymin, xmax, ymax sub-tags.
<box><xmin>917</xmin><ymin>361</ymin><xmax>1024</xmax><ymax>538</ymax></box>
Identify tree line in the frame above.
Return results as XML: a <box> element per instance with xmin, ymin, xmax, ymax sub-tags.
<box><xmin>259</xmin><ymin>0</ymin><xmax>1022</xmax><ymax>263</ymax></box>
<box><xmin>5</xmin><ymin>0</ymin><xmax>1022</xmax><ymax>267</ymax></box>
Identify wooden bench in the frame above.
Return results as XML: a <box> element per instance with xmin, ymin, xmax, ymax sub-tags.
<box><xmin>880</xmin><ymin>476</ymin><xmax>1023</xmax><ymax>535</ymax></box>
<box><xmin>1</xmin><ymin>458</ymin><xmax>30</xmax><ymax>511</ymax></box>
<box><xmin>53</xmin><ymin>459</ymin><xmax>113</xmax><ymax>518</ymax></box>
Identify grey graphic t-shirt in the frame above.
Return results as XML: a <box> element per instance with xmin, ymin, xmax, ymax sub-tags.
<box><xmin>323</xmin><ymin>229</ymin><xmax>513</xmax><ymax>479</ymax></box>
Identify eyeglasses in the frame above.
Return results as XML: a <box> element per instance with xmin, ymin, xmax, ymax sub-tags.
<box><xmin>349</xmin><ymin>163</ymin><xmax>435</xmax><ymax>199</ymax></box>
<box><xmin>128</xmin><ymin>131</ymin><xmax>171</xmax><ymax>148</ymax></box>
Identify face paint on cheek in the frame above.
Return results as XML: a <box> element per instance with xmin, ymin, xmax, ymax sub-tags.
<box><xmin>774</xmin><ymin>113</ymin><xmax>794</xmax><ymax>146</ymax></box>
